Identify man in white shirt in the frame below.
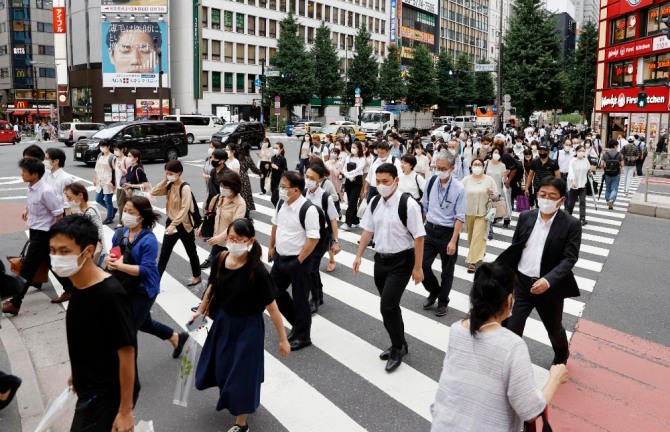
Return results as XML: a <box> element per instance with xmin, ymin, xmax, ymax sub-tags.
<box><xmin>268</xmin><ymin>171</ymin><xmax>321</xmax><ymax>351</ymax></box>
<box><xmin>497</xmin><ymin>176</ymin><xmax>582</xmax><ymax>365</ymax></box>
<box><xmin>309</xmin><ymin>136</ymin><xmax>330</xmax><ymax>161</ymax></box>
<box><xmin>363</xmin><ymin>141</ymin><xmax>403</xmax><ymax>202</ymax></box>
<box><xmin>43</xmin><ymin>148</ymin><xmax>75</xmax><ymax>216</ymax></box>
<box><xmin>353</xmin><ymin>163</ymin><xmax>426</xmax><ymax>372</ymax></box>
<box><xmin>556</xmin><ymin>139</ymin><xmax>574</xmax><ymax>208</ymax></box>
<box><xmin>447</xmin><ymin>140</ymin><xmax>470</xmax><ymax>181</ymax></box>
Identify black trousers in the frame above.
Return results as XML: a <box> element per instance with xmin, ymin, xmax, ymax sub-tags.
<box><xmin>270</xmin><ymin>253</ymin><xmax>314</xmax><ymax>341</ymax></box>
<box><xmin>635</xmin><ymin>158</ymin><xmax>644</xmax><ymax>176</ymax></box>
<box><xmin>567</xmin><ymin>187</ymin><xmax>586</xmax><ymax>221</ymax></box>
<box><xmin>157</xmin><ymin>223</ymin><xmax>201</xmax><ymax>278</ymax></box>
<box><xmin>506</xmin><ymin>273</ymin><xmax>570</xmax><ymax>363</ymax></box>
<box><xmin>70</xmin><ymin>394</ymin><xmax>120</xmax><ymax>432</ymax></box>
<box><xmin>421</xmin><ymin>224</ymin><xmax>458</xmax><ymax>306</ymax></box>
<box><xmin>373</xmin><ymin>249</ymin><xmax>414</xmax><ymax>349</ymax></box>
<box><xmin>130</xmin><ymin>290</ymin><xmax>173</xmax><ymax>340</ymax></box>
<box><xmin>10</xmin><ymin>229</ymin><xmax>74</xmax><ymax>308</ymax></box>
<box><xmin>259</xmin><ymin>161</ymin><xmax>271</xmax><ymax>193</ymax></box>
<box><xmin>344</xmin><ymin>179</ymin><xmax>362</xmax><ymax>226</ymax></box>
<box><xmin>560</xmin><ymin>172</ymin><xmax>570</xmax><ymax>208</ymax></box>
<box><xmin>310</xmin><ymin>246</ymin><xmax>329</xmax><ymax>303</ymax></box>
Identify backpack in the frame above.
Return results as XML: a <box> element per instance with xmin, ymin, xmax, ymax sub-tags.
<box><xmin>637</xmin><ymin>142</ymin><xmax>648</xmax><ymax>160</ymax></box>
<box><xmin>414</xmin><ymin>172</ymin><xmax>423</xmax><ymax>200</ymax></box>
<box><xmin>277</xmin><ymin>198</ymin><xmax>331</xmax><ymax>256</ymax></box>
<box><xmin>373</xmin><ymin>155</ymin><xmax>397</xmax><ymax>165</ymax></box>
<box><xmin>603</xmin><ymin>151</ymin><xmax>621</xmax><ymax>177</ymax></box>
<box><xmin>369</xmin><ymin>192</ymin><xmax>412</xmax><ymax>237</ymax></box>
<box><xmin>166</xmin><ymin>182</ymin><xmax>202</xmax><ymax>229</ymax></box>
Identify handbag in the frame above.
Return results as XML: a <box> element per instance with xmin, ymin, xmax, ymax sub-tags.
<box><xmin>516</xmin><ymin>195</ymin><xmax>531</xmax><ymax>212</ymax></box>
<box><xmin>203</xmin><ymin>251</ymin><xmax>229</xmax><ymax>320</ymax></box>
<box><xmin>523</xmin><ymin>407</ymin><xmax>553</xmax><ymax>432</ymax></box>
<box><xmin>487</xmin><ymin>197</ymin><xmax>508</xmax><ymax>219</ymax></box>
<box><xmin>7</xmin><ymin>240</ymin><xmax>49</xmax><ymax>284</ymax></box>
<box><xmin>200</xmin><ymin>195</ymin><xmax>219</xmax><ymax>239</ymax></box>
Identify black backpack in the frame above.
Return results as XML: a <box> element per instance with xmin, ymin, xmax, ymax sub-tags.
<box><xmin>603</xmin><ymin>151</ymin><xmax>621</xmax><ymax>177</ymax></box>
<box><xmin>369</xmin><ymin>192</ymin><xmax>413</xmax><ymax>238</ymax></box>
<box><xmin>277</xmin><ymin>198</ymin><xmax>331</xmax><ymax>256</ymax></box>
<box><xmin>167</xmin><ymin>182</ymin><xmax>202</xmax><ymax>229</ymax></box>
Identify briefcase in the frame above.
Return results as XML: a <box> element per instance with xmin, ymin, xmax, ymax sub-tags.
<box><xmin>7</xmin><ymin>240</ymin><xmax>49</xmax><ymax>284</ymax></box>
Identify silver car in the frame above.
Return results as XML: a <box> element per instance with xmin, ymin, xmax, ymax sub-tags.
<box><xmin>293</xmin><ymin>121</ymin><xmax>323</xmax><ymax>138</ymax></box>
<box><xmin>59</xmin><ymin>122</ymin><xmax>106</xmax><ymax>147</ymax></box>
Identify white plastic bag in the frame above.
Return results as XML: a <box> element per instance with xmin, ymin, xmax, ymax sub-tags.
<box><xmin>357</xmin><ymin>198</ymin><xmax>367</xmax><ymax>219</ymax></box>
<box><xmin>34</xmin><ymin>387</ymin><xmax>78</xmax><ymax>432</ymax></box>
<box><xmin>173</xmin><ymin>316</ymin><xmax>206</xmax><ymax>407</ymax></box>
<box><xmin>136</xmin><ymin>420</ymin><xmax>155</xmax><ymax>432</ymax></box>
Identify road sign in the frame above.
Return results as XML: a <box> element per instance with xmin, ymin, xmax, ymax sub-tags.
<box><xmin>274</xmin><ymin>96</ymin><xmax>280</xmax><ymax>102</ymax></box>
<box><xmin>355</xmin><ymin>87</ymin><xmax>361</xmax><ymax>95</ymax></box>
<box><xmin>274</xmin><ymin>107</ymin><xmax>280</xmax><ymax>115</ymax></box>
<box><xmin>474</xmin><ymin>63</ymin><xmax>495</xmax><ymax>72</ymax></box>
<box><xmin>492</xmin><ymin>105</ymin><xmax>497</xmax><ymax>114</ymax></box>
<box><xmin>266</xmin><ymin>70</ymin><xmax>280</xmax><ymax>77</ymax></box>
<box><xmin>503</xmin><ymin>110</ymin><xmax>511</xmax><ymax>118</ymax></box>
<box><xmin>355</xmin><ymin>96</ymin><xmax>363</xmax><ymax>107</ymax></box>
<box><xmin>254</xmin><ymin>79</ymin><xmax>261</xmax><ymax>87</ymax></box>
<box><xmin>504</xmin><ymin>102</ymin><xmax>512</xmax><ymax>110</ymax></box>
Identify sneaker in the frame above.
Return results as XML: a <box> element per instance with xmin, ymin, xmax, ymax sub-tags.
<box><xmin>227</xmin><ymin>424</ymin><xmax>249</xmax><ymax>432</ymax></box>
<box><xmin>581</xmin><ymin>219</ymin><xmax>588</xmax><ymax>226</ymax></box>
<box><xmin>608</xmin><ymin>200</ymin><xmax>614</xmax><ymax>210</ymax></box>
<box><xmin>340</xmin><ymin>223</ymin><xmax>350</xmax><ymax>231</ymax></box>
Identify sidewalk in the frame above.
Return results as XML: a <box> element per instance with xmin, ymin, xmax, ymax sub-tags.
<box><xmin>628</xmin><ymin>155</ymin><xmax>670</xmax><ymax>219</ymax></box>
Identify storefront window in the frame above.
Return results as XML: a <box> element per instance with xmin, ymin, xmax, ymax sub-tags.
<box><xmin>645</xmin><ymin>3</ymin><xmax>670</xmax><ymax>36</ymax></box>
<box><xmin>642</xmin><ymin>53</ymin><xmax>670</xmax><ymax>84</ymax></box>
<box><xmin>611</xmin><ymin>14</ymin><xmax>637</xmax><ymax>44</ymax></box>
<box><xmin>608</xmin><ymin>60</ymin><xmax>634</xmax><ymax>87</ymax></box>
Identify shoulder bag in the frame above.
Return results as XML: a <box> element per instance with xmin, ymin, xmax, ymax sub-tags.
<box><xmin>523</xmin><ymin>407</ymin><xmax>553</xmax><ymax>432</ymax></box>
<box><xmin>200</xmin><ymin>195</ymin><xmax>220</xmax><ymax>239</ymax></box>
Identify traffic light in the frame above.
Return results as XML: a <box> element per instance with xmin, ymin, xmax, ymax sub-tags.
<box><xmin>637</xmin><ymin>92</ymin><xmax>648</xmax><ymax>108</ymax></box>
<box><xmin>663</xmin><ymin>17</ymin><xmax>670</xmax><ymax>40</ymax></box>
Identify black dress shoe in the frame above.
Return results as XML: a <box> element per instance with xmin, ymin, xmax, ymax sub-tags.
<box><xmin>287</xmin><ymin>330</ymin><xmax>296</xmax><ymax>342</ymax></box>
<box><xmin>379</xmin><ymin>343</ymin><xmax>408</xmax><ymax>361</ymax></box>
<box><xmin>0</xmin><ymin>375</ymin><xmax>21</xmax><ymax>411</ymax></box>
<box><xmin>103</xmin><ymin>218</ymin><xmax>114</xmax><ymax>224</ymax></box>
<box><xmin>385</xmin><ymin>347</ymin><xmax>406</xmax><ymax>372</ymax></box>
<box><xmin>309</xmin><ymin>299</ymin><xmax>318</xmax><ymax>314</ymax></box>
<box><xmin>434</xmin><ymin>304</ymin><xmax>448</xmax><ymax>317</ymax></box>
<box><xmin>200</xmin><ymin>259</ymin><xmax>211</xmax><ymax>269</ymax></box>
<box><xmin>289</xmin><ymin>339</ymin><xmax>312</xmax><ymax>351</ymax></box>
<box><xmin>172</xmin><ymin>332</ymin><xmax>189</xmax><ymax>358</ymax></box>
<box><xmin>422</xmin><ymin>294</ymin><xmax>438</xmax><ymax>310</ymax></box>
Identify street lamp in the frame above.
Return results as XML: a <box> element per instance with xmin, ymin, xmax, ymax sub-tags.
<box><xmin>152</xmin><ymin>37</ymin><xmax>164</xmax><ymax>119</ymax></box>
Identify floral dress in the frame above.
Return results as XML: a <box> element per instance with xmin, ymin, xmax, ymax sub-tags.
<box><xmin>239</xmin><ymin>156</ymin><xmax>261</xmax><ymax>211</ymax></box>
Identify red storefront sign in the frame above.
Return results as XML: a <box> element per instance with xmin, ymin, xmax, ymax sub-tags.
<box><xmin>53</xmin><ymin>7</ymin><xmax>66</xmax><ymax>33</ymax></box>
<box><xmin>617</xmin><ymin>0</ymin><xmax>654</xmax><ymax>15</ymax></box>
<box><xmin>599</xmin><ymin>86</ymin><xmax>669</xmax><ymax>112</ymax></box>
<box><xmin>605</xmin><ymin>37</ymin><xmax>657</xmax><ymax>60</ymax></box>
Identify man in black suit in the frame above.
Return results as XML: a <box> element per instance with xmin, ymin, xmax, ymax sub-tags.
<box><xmin>498</xmin><ymin>176</ymin><xmax>581</xmax><ymax>365</ymax></box>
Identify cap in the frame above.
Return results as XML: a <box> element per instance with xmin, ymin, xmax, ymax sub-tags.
<box><xmin>538</xmin><ymin>144</ymin><xmax>549</xmax><ymax>150</ymax></box>
<box><xmin>627</xmin><ymin>136</ymin><xmax>635</xmax><ymax>142</ymax></box>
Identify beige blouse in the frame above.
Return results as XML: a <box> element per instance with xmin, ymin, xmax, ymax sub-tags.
<box><xmin>462</xmin><ymin>174</ymin><xmax>498</xmax><ymax>217</ymax></box>
<box><xmin>211</xmin><ymin>193</ymin><xmax>246</xmax><ymax>245</ymax></box>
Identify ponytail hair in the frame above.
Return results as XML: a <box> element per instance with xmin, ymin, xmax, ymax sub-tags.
<box><xmin>227</xmin><ymin>218</ymin><xmax>262</xmax><ymax>285</ymax></box>
<box><xmin>468</xmin><ymin>262</ymin><xmax>515</xmax><ymax>336</ymax></box>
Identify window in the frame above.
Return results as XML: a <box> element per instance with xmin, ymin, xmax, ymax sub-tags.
<box><xmin>270</xmin><ymin>0</ymin><xmax>276</xmax><ymax>9</ymax></box>
<box><xmin>202</xmin><ymin>71</ymin><xmax>209</xmax><ymax>91</ymax></box>
<box><xmin>39</xmin><ymin>68</ymin><xmax>56</xmax><ymax>78</ymax></box>
<box><xmin>37</xmin><ymin>45</ymin><xmax>55</xmax><ymax>55</ymax></box>
<box><xmin>225</xmin><ymin>41</ymin><xmax>233</xmax><ymax>62</ymax></box>
<box><xmin>269</xmin><ymin>47</ymin><xmax>276</xmax><ymax>58</ymax></box>
<box><xmin>248</xmin><ymin>45</ymin><xmax>256</xmax><ymax>64</ymax></box>
<box><xmin>642</xmin><ymin>53</ymin><xmax>670</xmax><ymax>84</ymax></box>
<box><xmin>248</xmin><ymin>74</ymin><xmax>255</xmax><ymax>93</ymax></box>
<box><xmin>236</xmin><ymin>43</ymin><xmax>245</xmax><ymax>63</ymax></box>
<box><xmin>280</xmin><ymin>0</ymin><xmax>287</xmax><ymax>12</ymax></box>
<box><xmin>307</xmin><ymin>26</ymin><xmax>314</xmax><ymax>44</ymax></box>
<box><xmin>0</xmin><ymin>68</ymin><xmax>8</xmax><ymax>78</ymax></box>
<box><xmin>36</xmin><ymin>0</ymin><xmax>51</xmax><ymax>8</ymax></box>
<box><xmin>325</xmin><ymin>6</ymin><xmax>331</xmax><ymax>22</ymax></box>
<box><xmin>212</xmin><ymin>71</ymin><xmax>221</xmax><ymax>91</ymax></box>
<box><xmin>299</xmin><ymin>0</ymin><xmax>305</xmax><ymax>16</ymax></box>
<box><xmin>236</xmin><ymin>13</ymin><xmax>244</xmax><ymax>33</ymax></box>
<box><xmin>611</xmin><ymin>14</ymin><xmax>636</xmax><ymax>44</ymax></box>
<box><xmin>259</xmin><ymin>18</ymin><xmax>266</xmax><ymax>37</ymax></box>
<box><xmin>224</xmin><ymin>72</ymin><xmax>233</xmax><ymax>92</ymax></box>
<box><xmin>333</xmin><ymin>8</ymin><xmax>338</xmax><ymax>24</ymax></box>
<box><xmin>212</xmin><ymin>40</ymin><xmax>221</xmax><ymax>60</ymax></box>
<box><xmin>237</xmin><ymin>73</ymin><xmax>245</xmax><ymax>92</ymax></box>
<box><xmin>645</xmin><ymin>3</ymin><xmax>670</xmax><ymax>36</ymax></box>
<box><xmin>248</xmin><ymin>15</ymin><xmax>256</xmax><ymax>35</ymax></box>
<box><xmin>608</xmin><ymin>60</ymin><xmax>634</xmax><ymax>87</ymax></box>
<box><xmin>36</xmin><ymin>22</ymin><xmax>53</xmax><ymax>32</ymax></box>
<box><xmin>224</xmin><ymin>11</ymin><xmax>233</xmax><ymax>31</ymax></box>
<box><xmin>269</xmin><ymin>19</ymin><xmax>277</xmax><ymax>38</ymax></box>
<box><xmin>0</xmin><ymin>45</ymin><xmax>6</xmax><ymax>55</ymax></box>
<box><xmin>202</xmin><ymin>38</ymin><xmax>209</xmax><ymax>59</ymax></box>
<box><xmin>212</xmin><ymin>9</ymin><xmax>221</xmax><ymax>29</ymax></box>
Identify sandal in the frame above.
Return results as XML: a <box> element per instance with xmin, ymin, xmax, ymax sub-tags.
<box><xmin>327</xmin><ymin>261</ymin><xmax>336</xmax><ymax>272</ymax></box>
<box><xmin>467</xmin><ymin>264</ymin><xmax>476</xmax><ymax>274</ymax></box>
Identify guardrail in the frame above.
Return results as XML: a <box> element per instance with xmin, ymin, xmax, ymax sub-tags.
<box><xmin>643</xmin><ymin>166</ymin><xmax>670</xmax><ymax>202</ymax></box>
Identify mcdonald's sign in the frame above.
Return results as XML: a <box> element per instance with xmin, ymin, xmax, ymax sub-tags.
<box><xmin>15</xmin><ymin>69</ymin><xmax>26</xmax><ymax>78</ymax></box>
<box><xmin>15</xmin><ymin>100</ymin><xmax>28</xmax><ymax>109</ymax></box>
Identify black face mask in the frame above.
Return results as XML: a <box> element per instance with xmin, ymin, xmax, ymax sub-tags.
<box><xmin>539</xmin><ymin>153</ymin><xmax>549</xmax><ymax>159</ymax></box>
<box><xmin>211</xmin><ymin>160</ymin><xmax>220</xmax><ymax>168</ymax></box>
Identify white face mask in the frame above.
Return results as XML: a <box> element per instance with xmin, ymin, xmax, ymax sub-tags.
<box><xmin>305</xmin><ymin>179</ymin><xmax>317</xmax><ymax>190</ymax></box>
<box><xmin>437</xmin><ymin>170</ymin><xmax>450</xmax><ymax>180</ymax></box>
<box><xmin>351</xmin><ymin>147</ymin><xmax>358</xmax><ymax>155</ymax></box>
<box><xmin>515</xmin><ymin>143</ymin><xmax>522</xmax><ymax>148</ymax></box>
<box><xmin>448</xmin><ymin>149</ymin><xmax>457</xmax><ymax>155</ymax></box>
<box><xmin>207</xmin><ymin>148</ymin><xmax>214</xmax><ymax>156</ymax></box>
<box><xmin>220</xmin><ymin>187</ymin><xmax>232</xmax><ymax>197</ymax></box>
<box><xmin>564</xmin><ymin>147</ymin><xmax>571</xmax><ymax>153</ymax></box>
<box><xmin>376</xmin><ymin>183</ymin><xmax>396</xmax><ymax>198</ymax></box>
<box><xmin>43</xmin><ymin>160</ymin><xmax>53</xmax><ymax>171</ymax></box>
<box><xmin>576</xmin><ymin>152</ymin><xmax>585</xmax><ymax>159</ymax></box>
<box><xmin>114</xmin><ymin>150</ymin><xmax>122</xmax><ymax>157</ymax></box>
<box><xmin>278</xmin><ymin>186</ymin><xmax>290</xmax><ymax>201</ymax></box>
<box><xmin>122</xmin><ymin>213</ymin><xmax>140</xmax><ymax>228</ymax></box>
<box><xmin>472</xmin><ymin>166</ymin><xmax>483</xmax><ymax>175</ymax></box>
<box><xmin>538</xmin><ymin>198</ymin><xmax>560</xmax><ymax>215</ymax></box>
<box><xmin>50</xmin><ymin>249</ymin><xmax>87</xmax><ymax>278</ymax></box>
<box><xmin>167</xmin><ymin>174</ymin><xmax>178</xmax><ymax>183</ymax></box>
<box><xmin>68</xmin><ymin>200</ymin><xmax>81</xmax><ymax>210</ymax></box>
<box><xmin>531</xmin><ymin>145</ymin><xmax>537</xmax><ymax>150</ymax></box>
<box><xmin>226</xmin><ymin>241</ymin><xmax>250</xmax><ymax>257</ymax></box>
<box><xmin>492</xmin><ymin>153</ymin><xmax>501</xmax><ymax>161</ymax></box>
<box><xmin>272</xmin><ymin>148</ymin><xmax>280</xmax><ymax>155</ymax></box>
<box><xmin>586</xmin><ymin>144</ymin><xmax>591</xmax><ymax>148</ymax></box>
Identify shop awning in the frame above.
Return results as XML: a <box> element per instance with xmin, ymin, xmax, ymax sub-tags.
<box><xmin>9</xmin><ymin>110</ymin><xmax>31</xmax><ymax>116</ymax></box>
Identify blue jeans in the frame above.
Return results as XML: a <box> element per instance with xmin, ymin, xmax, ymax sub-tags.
<box><xmin>96</xmin><ymin>191</ymin><xmax>114</xmax><ymax>220</ymax></box>
<box><xmin>130</xmin><ymin>290</ymin><xmax>174</xmax><ymax>340</ymax></box>
<box><xmin>604</xmin><ymin>174</ymin><xmax>620</xmax><ymax>202</ymax></box>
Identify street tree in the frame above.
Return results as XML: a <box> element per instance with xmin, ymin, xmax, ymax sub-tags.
<box><xmin>502</xmin><ymin>0</ymin><xmax>563</xmax><ymax>124</ymax></box>
<box><xmin>436</xmin><ymin>49</ymin><xmax>456</xmax><ymax>114</ymax></box>
<box><xmin>406</xmin><ymin>44</ymin><xmax>437</xmax><ymax>111</ymax></box>
<box><xmin>312</xmin><ymin>22</ymin><xmax>344</xmax><ymax>117</ymax></box>
<box><xmin>378</xmin><ymin>44</ymin><xmax>405</xmax><ymax>103</ymax></box>
<box><xmin>452</xmin><ymin>54</ymin><xmax>475</xmax><ymax>113</ymax></box>
<box><xmin>563</xmin><ymin>20</ymin><xmax>598</xmax><ymax>121</ymax></box>
<box><xmin>345</xmin><ymin>24</ymin><xmax>378</xmax><ymax>109</ymax></box>
<box><xmin>473</xmin><ymin>60</ymin><xmax>496</xmax><ymax>107</ymax></box>
<box><xmin>266</xmin><ymin>11</ymin><xmax>316</xmax><ymax>119</ymax></box>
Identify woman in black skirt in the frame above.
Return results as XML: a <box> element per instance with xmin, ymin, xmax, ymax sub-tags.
<box><xmin>191</xmin><ymin>219</ymin><xmax>290</xmax><ymax>432</ymax></box>
<box><xmin>269</xmin><ymin>142</ymin><xmax>287</xmax><ymax>207</ymax></box>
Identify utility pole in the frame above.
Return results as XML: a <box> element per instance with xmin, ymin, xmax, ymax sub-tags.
<box><xmin>496</xmin><ymin>0</ymin><xmax>504</xmax><ymax>132</ymax></box>
<box><xmin>154</xmin><ymin>37</ymin><xmax>164</xmax><ymax>119</ymax></box>
<box><xmin>32</xmin><ymin>65</ymin><xmax>40</xmax><ymax>125</ymax></box>
<box><xmin>261</xmin><ymin>58</ymin><xmax>265</xmax><ymax>126</ymax></box>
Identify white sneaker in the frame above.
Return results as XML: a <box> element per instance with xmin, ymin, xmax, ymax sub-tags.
<box><xmin>340</xmin><ymin>223</ymin><xmax>350</xmax><ymax>231</ymax></box>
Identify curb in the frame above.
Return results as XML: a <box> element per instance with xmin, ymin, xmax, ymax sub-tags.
<box><xmin>628</xmin><ymin>198</ymin><xmax>670</xmax><ymax>219</ymax></box>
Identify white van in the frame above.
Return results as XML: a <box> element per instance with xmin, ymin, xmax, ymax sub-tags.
<box><xmin>451</xmin><ymin>116</ymin><xmax>474</xmax><ymax>130</ymax></box>
<box><xmin>163</xmin><ymin>114</ymin><xmax>224</xmax><ymax>144</ymax></box>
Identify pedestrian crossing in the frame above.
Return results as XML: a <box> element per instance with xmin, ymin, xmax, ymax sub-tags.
<box><xmin>26</xmin><ymin>173</ymin><xmax>641</xmax><ymax>432</ymax></box>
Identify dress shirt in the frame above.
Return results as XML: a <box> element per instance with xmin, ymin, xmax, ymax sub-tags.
<box><xmin>360</xmin><ymin>189</ymin><xmax>425</xmax><ymax>254</ymax></box>
<box><xmin>398</xmin><ymin>171</ymin><xmax>426</xmax><ymax>200</ymax></box>
<box><xmin>422</xmin><ymin>175</ymin><xmax>466</xmax><ymax>227</ymax></box>
<box><xmin>556</xmin><ymin>150</ymin><xmax>574</xmax><ymax>173</ymax></box>
<box><xmin>366</xmin><ymin>156</ymin><xmax>403</xmax><ymax>187</ymax></box>
<box><xmin>26</xmin><ymin>177</ymin><xmax>63</xmax><ymax>231</ymax></box>
<box><xmin>272</xmin><ymin>195</ymin><xmax>320</xmax><ymax>256</ymax></box>
<box><xmin>44</xmin><ymin>168</ymin><xmax>74</xmax><ymax>210</ymax></box>
<box><xmin>517</xmin><ymin>211</ymin><xmax>558</xmax><ymax>278</ymax></box>
<box><xmin>306</xmin><ymin>187</ymin><xmax>339</xmax><ymax>221</ymax></box>
<box><xmin>567</xmin><ymin>158</ymin><xmax>590</xmax><ymax>189</ymax></box>
<box><xmin>343</xmin><ymin>155</ymin><xmax>366</xmax><ymax>180</ymax></box>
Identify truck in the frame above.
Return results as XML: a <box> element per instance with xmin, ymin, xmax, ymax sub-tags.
<box><xmin>359</xmin><ymin>110</ymin><xmax>433</xmax><ymax>138</ymax></box>
<box><xmin>475</xmin><ymin>107</ymin><xmax>495</xmax><ymax>128</ymax></box>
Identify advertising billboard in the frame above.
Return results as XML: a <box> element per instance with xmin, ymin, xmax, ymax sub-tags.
<box><xmin>101</xmin><ymin>22</ymin><xmax>168</xmax><ymax>88</ymax></box>
<box><xmin>101</xmin><ymin>0</ymin><xmax>168</xmax><ymax>13</ymax></box>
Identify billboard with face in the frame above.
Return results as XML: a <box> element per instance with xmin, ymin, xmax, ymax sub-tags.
<box><xmin>101</xmin><ymin>22</ymin><xmax>168</xmax><ymax>88</ymax></box>
<box><xmin>101</xmin><ymin>0</ymin><xmax>167</xmax><ymax>13</ymax></box>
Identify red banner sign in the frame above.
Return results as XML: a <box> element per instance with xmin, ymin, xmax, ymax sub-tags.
<box><xmin>53</xmin><ymin>7</ymin><xmax>66</xmax><ymax>33</ymax></box>
<box><xmin>598</xmin><ymin>86</ymin><xmax>669</xmax><ymax>112</ymax></box>
<box><xmin>605</xmin><ymin>37</ymin><xmax>656</xmax><ymax>61</ymax></box>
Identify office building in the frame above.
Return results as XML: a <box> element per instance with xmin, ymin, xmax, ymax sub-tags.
<box><xmin>439</xmin><ymin>0</ymin><xmax>490</xmax><ymax>62</ymax></box>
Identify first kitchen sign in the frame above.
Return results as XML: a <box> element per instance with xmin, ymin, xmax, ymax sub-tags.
<box><xmin>600</xmin><ymin>87</ymin><xmax>667</xmax><ymax>112</ymax></box>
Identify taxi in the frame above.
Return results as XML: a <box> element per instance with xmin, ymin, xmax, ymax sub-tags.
<box><xmin>312</xmin><ymin>124</ymin><xmax>365</xmax><ymax>142</ymax></box>
<box><xmin>0</xmin><ymin>120</ymin><xmax>18</xmax><ymax>145</ymax></box>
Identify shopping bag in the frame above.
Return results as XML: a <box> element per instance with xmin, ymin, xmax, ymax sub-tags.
<box><xmin>33</xmin><ymin>387</ymin><xmax>78</xmax><ymax>432</ymax></box>
<box><xmin>173</xmin><ymin>316</ymin><xmax>206</xmax><ymax>407</ymax></box>
<box><xmin>136</xmin><ymin>420</ymin><xmax>155</xmax><ymax>432</ymax></box>
<box><xmin>357</xmin><ymin>198</ymin><xmax>367</xmax><ymax>219</ymax></box>
<box><xmin>516</xmin><ymin>195</ymin><xmax>531</xmax><ymax>212</ymax></box>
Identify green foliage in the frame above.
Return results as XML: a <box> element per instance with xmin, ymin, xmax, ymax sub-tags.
<box><xmin>266</xmin><ymin>11</ymin><xmax>316</xmax><ymax>116</ymax></box>
<box><xmin>473</xmin><ymin>60</ymin><xmax>496</xmax><ymax>107</ymax></box>
<box><xmin>378</xmin><ymin>44</ymin><xmax>406</xmax><ymax>103</ymax></box>
<box><xmin>562</xmin><ymin>21</ymin><xmax>598</xmax><ymax>121</ymax></box>
<box><xmin>345</xmin><ymin>24</ymin><xmax>378</xmax><ymax>107</ymax></box>
<box><xmin>503</xmin><ymin>0</ymin><xmax>563</xmax><ymax>124</ymax></box>
<box><xmin>312</xmin><ymin>22</ymin><xmax>344</xmax><ymax>117</ymax></box>
<box><xmin>452</xmin><ymin>54</ymin><xmax>475</xmax><ymax>113</ymax></box>
<box><xmin>406</xmin><ymin>44</ymin><xmax>437</xmax><ymax>111</ymax></box>
<box><xmin>436</xmin><ymin>49</ymin><xmax>456</xmax><ymax>114</ymax></box>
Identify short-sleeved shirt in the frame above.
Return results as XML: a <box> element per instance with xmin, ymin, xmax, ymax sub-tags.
<box><xmin>271</xmin><ymin>195</ymin><xmax>321</xmax><ymax>256</ymax></box>
<box><xmin>66</xmin><ymin>276</ymin><xmax>139</xmax><ymax>399</ymax></box>
<box><xmin>306</xmin><ymin>186</ymin><xmax>339</xmax><ymax>221</ymax></box>
<box><xmin>423</xmin><ymin>175</ymin><xmax>466</xmax><ymax>227</ymax></box>
<box><xmin>360</xmin><ymin>190</ymin><xmax>426</xmax><ymax>253</ymax></box>
<box><xmin>209</xmin><ymin>254</ymin><xmax>276</xmax><ymax>317</ymax></box>
<box><xmin>430</xmin><ymin>322</ymin><xmax>546</xmax><ymax>432</ymax></box>
<box><xmin>530</xmin><ymin>157</ymin><xmax>559</xmax><ymax>187</ymax></box>
<box><xmin>125</xmin><ymin>165</ymin><xmax>148</xmax><ymax>186</ymax></box>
